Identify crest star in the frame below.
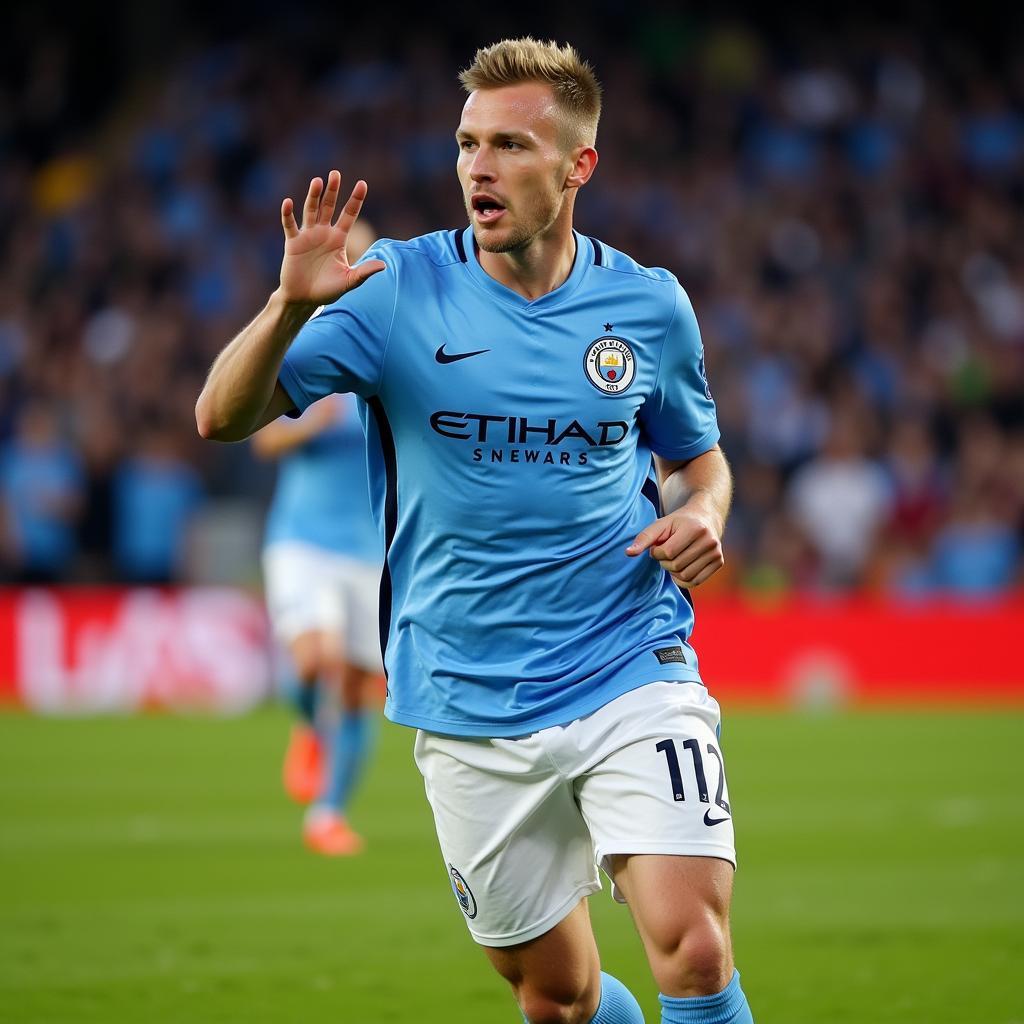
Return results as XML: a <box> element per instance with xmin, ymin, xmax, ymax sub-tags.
<box><xmin>603</xmin><ymin>322</ymin><xmax>614</xmax><ymax>332</ymax></box>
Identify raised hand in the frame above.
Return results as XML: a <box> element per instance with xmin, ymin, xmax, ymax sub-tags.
<box><xmin>278</xmin><ymin>170</ymin><xmax>385</xmax><ymax>306</ymax></box>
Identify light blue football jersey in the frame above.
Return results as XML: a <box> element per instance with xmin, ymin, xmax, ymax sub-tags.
<box><xmin>263</xmin><ymin>393</ymin><xmax>382</xmax><ymax>564</ymax></box>
<box><xmin>278</xmin><ymin>227</ymin><xmax>720</xmax><ymax>737</ymax></box>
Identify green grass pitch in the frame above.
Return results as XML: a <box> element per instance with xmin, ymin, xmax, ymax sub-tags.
<box><xmin>0</xmin><ymin>705</ymin><xmax>1021</xmax><ymax>1023</ymax></box>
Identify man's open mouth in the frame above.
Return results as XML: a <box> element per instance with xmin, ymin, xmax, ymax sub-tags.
<box><xmin>471</xmin><ymin>194</ymin><xmax>507</xmax><ymax>222</ymax></box>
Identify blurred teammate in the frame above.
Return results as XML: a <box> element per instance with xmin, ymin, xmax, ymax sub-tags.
<box><xmin>253</xmin><ymin>220</ymin><xmax>383</xmax><ymax>856</ymax></box>
<box><xmin>198</xmin><ymin>38</ymin><xmax>753</xmax><ymax>1024</ymax></box>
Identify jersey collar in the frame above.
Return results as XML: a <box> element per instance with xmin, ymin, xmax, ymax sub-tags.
<box><xmin>460</xmin><ymin>226</ymin><xmax>594</xmax><ymax>311</ymax></box>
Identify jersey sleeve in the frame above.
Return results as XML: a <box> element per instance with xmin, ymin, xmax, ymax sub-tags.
<box><xmin>277</xmin><ymin>244</ymin><xmax>398</xmax><ymax>411</ymax></box>
<box><xmin>639</xmin><ymin>284</ymin><xmax>720</xmax><ymax>460</ymax></box>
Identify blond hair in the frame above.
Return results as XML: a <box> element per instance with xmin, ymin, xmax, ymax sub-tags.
<box><xmin>459</xmin><ymin>37</ymin><xmax>602</xmax><ymax>148</ymax></box>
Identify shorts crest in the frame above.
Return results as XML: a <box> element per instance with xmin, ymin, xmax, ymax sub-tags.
<box><xmin>448</xmin><ymin>864</ymin><xmax>477</xmax><ymax>919</ymax></box>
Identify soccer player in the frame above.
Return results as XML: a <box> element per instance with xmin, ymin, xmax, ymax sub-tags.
<box><xmin>254</xmin><ymin>390</ymin><xmax>382</xmax><ymax>855</ymax></box>
<box><xmin>197</xmin><ymin>37</ymin><xmax>754</xmax><ymax>1024</ymax></box>
<box><xmin>253</xmin><ymin>219</ymin><xmax>384</xmax><ymax>855</ymax></box>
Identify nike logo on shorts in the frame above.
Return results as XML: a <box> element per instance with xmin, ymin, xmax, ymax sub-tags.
<box><xmin>435</xmin><ymin>343</ymin><xmax>490</xmax><ymax>364</ymax></box>
<box><xmin>703</xmin><ymin>809</ymin><xmax>730</xmax><ymax>826</ymax></box>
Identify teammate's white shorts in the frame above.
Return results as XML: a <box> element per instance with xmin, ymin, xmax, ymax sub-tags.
<box><xmin>262</xmin><ymin>541</ymin><xmax>382</xmax><ymax>673</ymax></box>
<box><xmin>413</xmin><ymin>680</ymin><xmax>735</xmax><ymax>948</ymax></box>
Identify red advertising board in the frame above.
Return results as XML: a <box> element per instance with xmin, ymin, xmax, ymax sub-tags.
<box><xmin>692</xmin><ymin>595</ymin><xmax>1024</xmax><ymax>706</ymax></box>
<box><xmin>0</xmin><ymin>587</ymin><xmax>1021</xmax><ymax>712</ymax></box>
<box><xmin>0</xmin><ymin>587</ymin><xmax>272</xmax><ymax>713</ymax></box>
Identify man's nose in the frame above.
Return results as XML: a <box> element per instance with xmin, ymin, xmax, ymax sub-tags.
<box><xmin>469</xmin><ymin>149</ymin><xmax>495</xmax><ymax>182</ymax></box>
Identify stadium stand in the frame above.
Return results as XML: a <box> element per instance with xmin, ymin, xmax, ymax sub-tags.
<box><xmin>1</xmin><ymin>8</ymin><xmax>1021</xmax><ymax>595</ymax></box>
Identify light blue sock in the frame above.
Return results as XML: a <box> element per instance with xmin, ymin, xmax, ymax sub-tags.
<box><xmin>321</xmin><ymin>710</ymin><xmax>375</xmax><ymax>812</ymax></box>
<box><xmin>591</xmin><ymin>972</ymin><xmax>645</xmax><ymax>1023</ymax></box>
<box><xmin>521</xmin><ymin>972</ymin><xmax>644</xmax><ymax>1023</ymax></box>
<box><xmin>659</xmin><ymin>970</ymin><xmax>752</xmax><ymax>1023</ymax></box>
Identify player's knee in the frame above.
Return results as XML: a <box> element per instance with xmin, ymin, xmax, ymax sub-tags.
<box><xmin>292</xmin><ymin>657</ymin><xmax>319</xmax><ymax>685</ymax></box>
<box><xmin>289</xmin><ymin>638</ymin><xmax>321</xmax><ymax>683</ymax></box>
<box><xmin>649</xmin><ymin>917</ymin><xmax>732</xmax><ymax>997</ymax></box>
<box><xmin>516</xmin><ymin>978</ymin><xmax>600</xmax><ymax>1024</ymax></box>
<box><xmin>517</xmin><ymin>992</ymin><xmax>593</xmax><ymax>1024</ymax></box>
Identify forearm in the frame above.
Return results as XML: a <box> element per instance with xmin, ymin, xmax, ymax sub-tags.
<box><xmin>196</xmin><ymin>290</ymin><xmax>316</xmax><ymax>442</ymax></box>
<box><xmin>656</xmin><ymin>447</ymin><xmax>733</xmax><ymax>538</ymax></box>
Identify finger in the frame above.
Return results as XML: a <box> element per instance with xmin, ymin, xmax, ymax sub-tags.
<box><xmin>661</xmin><ymin>540</ymin><xmax>721</xmax><ymax>575</ymax></box>
<box><xmin>302</xmin><ymin>176</ymin><xmax>323</xmax><ymax>228</ymax></box>
<box><xmin>673</xmin><ymin>559</ymin><xmax>724</xmax><ymax>590</ymax></box>
<box><xmin>345</xmin><ymin>259</ymin><xmax>387</xmax><ymax>290</ymax></box>
<box><xmin>626</xmin><ymin>517</ymin><xmax>672</xmax><ymax>556</ymax></box>
<box><xmin>281</xmin><ymin>197</ymin><xmax>299</xmax><ymax>239</ymax></box>
<box><xmin>649</xmin><ymin>515</ymin><xmax>720</xmax><ymax>562</ymax></box>
<box><xmin>334</xmin><ymin>179</ymin><xmax>369</xmax><ymax>235</ymax></box>
<box><xmin>652</xmin><ymin>531</ymin><xmax>718</xmax><ymax>568</ymax></box>
<box><xmin>667</xmin><ymin>549</ymin><xmax>724</xmax><ymax>583</ymax></box>
<box><xmin>318</xmin><ymin>169</ymin><xmax>341</xmax><ymax>224</ymax></box>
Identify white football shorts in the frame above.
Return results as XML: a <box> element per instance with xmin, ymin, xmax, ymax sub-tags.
<box><xmin>413</xmin><ymin>680</ymin><xmax>736</xmax><ymax>948</ymax></box>
<box><xmin>262</xmin><ymin>541</ymin><xmax>382</xmax><ymax>673</ymax></box>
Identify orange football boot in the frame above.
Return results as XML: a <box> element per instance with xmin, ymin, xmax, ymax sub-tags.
<box><xmin>303</xmin><ymin>809</ymin><xmax>365</xmax><ymax>856</ymax></box>
<box><xmin>282</xmin><ymin>724</ymin><xmax>324</xmax><ymax>804</ymax></box>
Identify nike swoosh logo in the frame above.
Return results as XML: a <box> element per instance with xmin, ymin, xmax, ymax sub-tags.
<box><xmin>703</xmin><ymin>809</ymin><xmax>731</xmax><ymax>826</ymax></box>
<box><xmin>435</xmin><ymin>344</ymin><xmax>490</xmax><ymax>364</ymax></box>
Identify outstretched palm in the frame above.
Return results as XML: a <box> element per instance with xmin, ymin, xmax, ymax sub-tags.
<box><xmin>279</xmin><ymin>170</ymin><xmax>385</xmax><ymax>306</ymax></box>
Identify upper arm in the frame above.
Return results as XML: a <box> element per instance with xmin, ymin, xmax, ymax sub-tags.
<box><xmin>653</xmin><ymin>454</ymin><xmax>687</xmax><ymax>489</ymax></box>
<box><xmin>654</xmin><ymin>446</ymin><xmax>727</xmax><ymax>485</ymax></box>
<box><xmin>640</xmin><ymin>284</ymin><xmax>720</xmax><ymax>460</ymax></box>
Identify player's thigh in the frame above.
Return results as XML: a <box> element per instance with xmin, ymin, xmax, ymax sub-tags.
<box><xmin>610</xmin><ymin>852</ymin><xmax>735</xmax><ymax>964</ymax></box>
<box><xmin>574</xmin><ymin>682</ymin><xmax>736</xmax><ymax>891</ymax></box>
<box><xmin>413</xmin><ymin>730</ymin><xmax>601</xmax><ymax>950</ymax></box>
<box><xmin>262</xmin><ymin>542</ymin><xmax>344</xmax><ymax>650</ymax></box>
<box><xmin>334</xmin><ymin>556</ymin><xmax>384</xmax><ymax>675</ymax></box>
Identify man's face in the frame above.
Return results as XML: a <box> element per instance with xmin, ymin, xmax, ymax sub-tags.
<box><xmin>456</xmin><ymin>82</ymin><xmax>576</xmax><ymax>253</ymax></box>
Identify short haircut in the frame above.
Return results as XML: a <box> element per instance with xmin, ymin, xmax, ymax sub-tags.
<box><xmin>459</xmin><ymin>37</ymin><xmax>602</xmax><ymax>148</ymax></box>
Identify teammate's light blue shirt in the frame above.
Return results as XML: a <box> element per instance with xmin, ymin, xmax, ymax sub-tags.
<box><xmin>279</xmin><ymin>228</ymin><xmax>720</xmax><ymax>737</ymax></box>
<box><xmin>263</xmin><ymin>393</ymin><xmax>381</xmax><ymax>564</ymax></box>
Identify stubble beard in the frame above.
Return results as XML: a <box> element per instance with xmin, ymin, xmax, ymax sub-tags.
<box><xmin>466</xmin><ymin>190</ymin><xmax>562</xmax><ymax>255</ymax></box>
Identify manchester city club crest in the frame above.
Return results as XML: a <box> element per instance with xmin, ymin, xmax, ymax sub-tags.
<box><xmin>449</xmin><ymin>864</ymin><xmax>477</xmax><ymax>919</ymax></box>
<box><xmin>584</xmin><ymin>336</ymin><xmax>636</xmax><ymax>394</ymax></box>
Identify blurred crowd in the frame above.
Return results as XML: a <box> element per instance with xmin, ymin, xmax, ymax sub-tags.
<box><xmin>1</xmin><ymin>9</ymin><xmax>1022</xmax><ymax>595</ymax></box>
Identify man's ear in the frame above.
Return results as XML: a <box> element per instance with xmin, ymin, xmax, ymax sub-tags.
<box><xmin>565</xmin><ymin>146</ymin><xmax>599</xmax><ymax>190</ymax></box>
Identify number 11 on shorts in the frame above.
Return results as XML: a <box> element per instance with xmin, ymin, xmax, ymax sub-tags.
<box><xmin>655</xmin><ymin>738</ymin><xmax>731</xmax><ymax>818</ymax></box>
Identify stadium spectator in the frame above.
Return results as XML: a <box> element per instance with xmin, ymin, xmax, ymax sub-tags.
<box><xmin>111</xmin><ymin>425</ymin><xmax>204</xmax><ymax>583</ymax></box>
<box><xmin>883</xmin><ymin>415</ymin><xmax>948</xmax><ymax>547</ymax></box>
<box><xmin>0</xmin><ymin>400</ymin><xmax>83</xmax><ymax>582</ymax></box>
<box><xmin>929</xmin><ymin>487</ymin><xmax>1022</xmax><ymax>594</ymax></box>
<box><xmin>787</xmin><ymin>411</ymin><xmax>893</xmax><ymax>588</ymax></box>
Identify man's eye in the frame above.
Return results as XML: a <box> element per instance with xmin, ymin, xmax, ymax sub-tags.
<box><xmin>502</xmin><ymin>141</ymin><xmax>520</xmax><ymax>150</ymax></box>
<box><xmin>459</xmin><ymin>141</ymin><xmax>476</xmax><ymax>151</ymax></box>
